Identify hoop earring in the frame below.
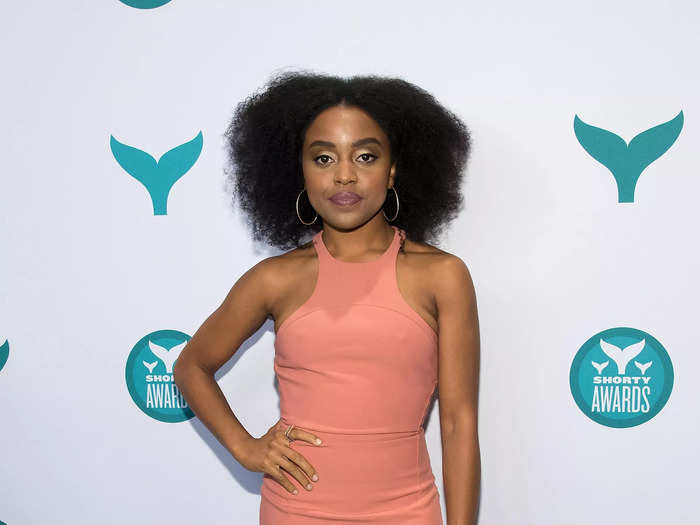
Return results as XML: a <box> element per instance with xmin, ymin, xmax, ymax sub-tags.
<box><xmin>296</xmin><ymin>188</ymin><xmax>318</xmax><ymax>225</ymax></box>
<box><xmin>382</xmin><ymin>187</ymin><xmax>399</xmax><ymax>222</ymax></box>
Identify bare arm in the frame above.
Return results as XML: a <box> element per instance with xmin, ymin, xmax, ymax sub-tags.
<box><xmin>173</xmin><ymin>257</ymin><xmax>279</xmax><ymax>462</ymax></box>
<box><xmin>435</xmin><ymin>255</ymin><xmax>481</xmax><ymax>525</ymax></box>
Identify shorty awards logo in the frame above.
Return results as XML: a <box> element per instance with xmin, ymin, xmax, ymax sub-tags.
<box><xmin>125</xmin><ymin>329</ymin><xmax>193</xmax><ymax>422</ymax></box>
<box><xmin>574</xmin><ymin>110</ymin><xmax>683</xmax><ymax>203</ymax></box>
<box><xmin>0</xmin><ymin>339</ymin><xmax>9</xmax><ymax>372</ymax></box>
<box><xmin>110</xmin><ymin>131</ymin><xmax>203</xmax><ymax>215</ymax></box>
<box><xmin>118</xmin><ymin>0</ymin><xmax>173</xmax><ymax>8</ymax></box>
<box><xmin>570</xmin><ymin>327</ymin><xmax>673</xmax><ymax>428</ymax></box>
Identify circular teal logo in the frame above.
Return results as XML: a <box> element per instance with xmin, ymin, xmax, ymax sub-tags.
<box><xmin>570</xmin><ymin>327</ymin><xmax>673</xmax><ymax>427</ymax></box>
<box><xmin>125</xmin><ymin>329</ymin><xmax>193</xmax><ymax>422</ymax></box>
<box><xmin>118</xmin><ymin>0</ymin><xmax>173</xmax><ymax>8</ymax></box>
<box><xmin>0</xmin><ymin>339</ymin><xmax>9</xmax><ymax>373</ymax></box>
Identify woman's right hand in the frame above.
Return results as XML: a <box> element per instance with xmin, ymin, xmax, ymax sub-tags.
<box><xmin>239</xmin><ymin>418</ymin><xmax>322</xmax><ymax>494</ymax></box>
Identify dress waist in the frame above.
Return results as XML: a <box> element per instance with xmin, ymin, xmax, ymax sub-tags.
<box><xmin>262</xmin><ymin>416</ymin><xmax>439</xmax><ymax>517</ymax></box>
<box><xmin>280</xmin><ymin>415</ymin><xmax>424</xmax><ymax>437</ymax></box>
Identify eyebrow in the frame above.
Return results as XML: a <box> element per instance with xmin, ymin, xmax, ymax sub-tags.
<box><xmin>307</xmin><ymin>137</ymin><xmax>382</xmax><ymax>149</ymax></box>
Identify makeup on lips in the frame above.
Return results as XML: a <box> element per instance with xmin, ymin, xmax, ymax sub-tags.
<box><xmin>329</xmin><ymin>191</ymin><xmax>362</xmax><ymax>207</ymax></box>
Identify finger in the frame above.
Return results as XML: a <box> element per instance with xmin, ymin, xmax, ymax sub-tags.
<box><xmin>281</xmin><ymin>445</ymin><xmax>319</xmax><ymax>483</ymax></box>
<box><xmin>278</xmin><ymin>455</ymin><xmax>315</xmax><ymax>491</ymax></box>
<box><xmin>268</xmin><ymin>465</ymin><xmax>299</xmax><ymax>495</ymax></box>
<box><xmin>287</xmin><ymin>426</ymin><xmax>323</xmax><ymax>447</ymax></box>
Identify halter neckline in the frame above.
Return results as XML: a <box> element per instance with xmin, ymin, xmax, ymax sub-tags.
<box><xmin>314</xmin><ymin>225</ymin><xmax>402</xmax><ymax>265</ymax></box>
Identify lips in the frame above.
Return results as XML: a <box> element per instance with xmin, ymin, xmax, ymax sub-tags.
<box><xmin>329</xmin><ymin>191</ymin><xmax>361</xmax><ymax>205</ymax></box>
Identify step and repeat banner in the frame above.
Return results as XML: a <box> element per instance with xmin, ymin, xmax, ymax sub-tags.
<box><xmin>1</xmin><ymin>1</ymin><xmax>697</xmax><ymax>524</ymax></box>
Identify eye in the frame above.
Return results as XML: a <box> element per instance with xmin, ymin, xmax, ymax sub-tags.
<box><xmin>314</xmin><ymin>154</ymin><xmax>333</xmax><ymax>166</ymax></box>
<box><xmin>313</xmin><ymin>153</ymin><xmax>376</xmax><ymax>166</ymax></box>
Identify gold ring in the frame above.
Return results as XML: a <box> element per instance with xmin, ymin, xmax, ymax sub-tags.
<box><xmin>284</xmin><ymin>423</ymin><xmax>295</xmax><ymax>441</ymax></box>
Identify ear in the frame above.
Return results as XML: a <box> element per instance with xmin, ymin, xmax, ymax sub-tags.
<box><xmin>388</xmin><ymin>161</ymin><xmax>397</xmax><ymax>187</ymax></box>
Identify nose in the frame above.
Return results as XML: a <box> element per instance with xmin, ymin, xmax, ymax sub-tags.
<box><xmin>334</xmin><ymin>158</ymin><xmax>357</xmax><ymax>184</ymax></box>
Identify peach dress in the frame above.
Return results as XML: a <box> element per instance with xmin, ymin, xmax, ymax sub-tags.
<box><xmin>260</xmin><ymin>225</ymin><xmax>442</xmax><ymax>524</ymax></box>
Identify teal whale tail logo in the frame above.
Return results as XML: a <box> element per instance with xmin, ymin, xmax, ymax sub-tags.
<box><xmin>570</xmin><ymin>327</ymin><xmax>674</xmax><ymax>428</ymax></box>
<box><xmin>125</xmin><ymin>329</ymin><xmax>193</xmax><ymax>422</ymax></box>
<box><xmin>118</xmin><ymin>0</ymin><xmax>173</xmax><ymax>8</ymax></box>
<box><xmin>599</xmin><ymin>337</ymin><xmax>645</xmax><ymax>374</ymax></box>
<box><xmin>110</xmin><ymin>131</ymin><xmax>203</xmax><ymax>215</ymax></box>
<box><xmin>0</xmin><ymin>339</ymin><xmax>9</xmax><ymax>372</ymax></box>
<box><xmin>574</xmin><ymin>110</ymin><xmax>683</xmax><ymax>202</ymax></box>
<box><xmin>147</xmin><ymin>339</ymin><xmax>186</xmax><ymax>373</ymax></box>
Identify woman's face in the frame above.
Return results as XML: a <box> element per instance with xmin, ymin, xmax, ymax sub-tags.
<box><xmin>301</xmin><ymin>104</ymin><xmax>396</xmax><ymax>230</ymax></box>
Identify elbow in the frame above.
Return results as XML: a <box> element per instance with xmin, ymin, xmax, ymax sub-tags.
<box><xmin>173</xmin><ymin>355</ymin><xmax>198</xmax><ymax>387</ymax></box>
<box><xmin>440</xmin><ymin>412</ymin><xmax>478</xmax><ymax>438</ymax></box>
<box><xmin>173</xmin><ymin>354</ymin><xmax>213</xmax><ymax>387</ymax></box>
<box><xmin>172</xmin><ymin>359</ymin><xmax>185</xmax><ymax>388</ymax></box>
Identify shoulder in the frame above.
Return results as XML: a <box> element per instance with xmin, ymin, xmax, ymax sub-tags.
<box><xmin>402</xmin><ymin>236</ymin><xmax>475</xmax><ymax>302</ymax></box>
<box><xmin>246</xmin><ymin>239</ymin><xmax>317</xmax><ymax>310</ymax></box>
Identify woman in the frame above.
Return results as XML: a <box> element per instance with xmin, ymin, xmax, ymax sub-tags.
<box><xmin>173</xmin><ymin>71</ymin><xmax>481</xmax><ymax>525</ymax></box>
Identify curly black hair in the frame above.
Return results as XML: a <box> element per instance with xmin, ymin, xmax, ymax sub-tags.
<box><xmin>222</xmin><ymin>68</ymin><xmax>472</xmax><ymax>251</ymax></box>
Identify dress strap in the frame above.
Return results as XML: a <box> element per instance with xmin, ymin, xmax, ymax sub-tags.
<box><xmin>396</xmin><ymin>227</ymin><xmax>406</xmax><ymax>252</ymax></box>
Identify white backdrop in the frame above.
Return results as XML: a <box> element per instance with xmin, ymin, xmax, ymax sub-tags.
<box><xmin>1</xmin><ymin>1</ymin><xmax>698</xmax><ymax>524</ymax></box>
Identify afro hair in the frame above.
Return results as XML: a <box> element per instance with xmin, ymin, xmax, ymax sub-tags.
<box><xmin>223</xmin><ymin>68</ymin><xmax>472</xmax><ymax>251</ymax></box>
